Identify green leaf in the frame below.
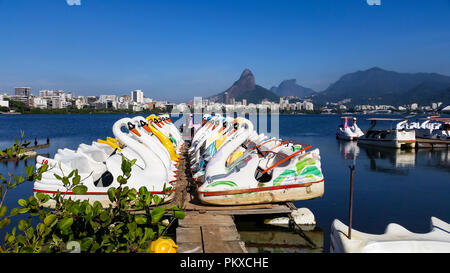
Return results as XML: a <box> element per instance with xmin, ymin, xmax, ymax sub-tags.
<box><xmin>81</xmin><ymin>237</ymin><xmax>93</xmax><ymax>251</ymax></box>
<box><xmin>107</xmin><ymin>188</ymin><xmax>115</xmax><ymax>202</ymax></box>
<box><xmin>99</xmin><ymin>211</ymin><xmax>110</xmax><ymax>222</ymax></box>
<box><xmin>158</xmin><ymin>224</ymin><xmax>166</xmax><ymax>236</ymax></box>
<box><xmin>58</xmin><ymin>217</ymin><xmax>74</xmax><ymax>231</ymax></box>
<box><xmin>18</xmin><ymin>199</ymin><xmax>27</xmax><ymax>207</ymax></box>
<box><xmin>172</xmin><ymin>209</ymin><xmax>185</xmax><ymax>219</ymax></box>
<box><xmin>26</xmin><ymin>227</ymin><xmax>34</xmax><ymax>240</ymax></box>
<box><xmin>9</xmin><ymin>208</ymin><xmax>19</xmax><ymax>216</ymax></box>
<box><xmin>44</xmin><ymin>214</ymin><xmax>58</xmax><ymax>226</ymax></box>
<box><xmin>6</xmin><ymin>148</ymin><xmax>13</xmax><ymax>158</ymax></box>
<box><xmin>53</xmin><ymin>174</ymin><xmax>62</xmax><ymax>181</ymax></box>
<box><xmin>72</xmin><ymin>185</ymin><xmax>88</xmax><ymax>195</ymax></box>
<box><xmin>144</xmin><ymin>227</ymin><xmax>156</xmax><ymax>241</ymax></box>
<box><xmin>25</xmin><ymin>165</ymin><xmax>34</xmax><ymax>178</ymax></box>
<box><xmin>17</xmin><ymin>234</ymin><xmax>26</xmax><ymax>245</ymax></box>
<box><xmin>0</xmin><ymin>206</ymin><xmax>7</xmax><ymax>217</ymax></box>
<box><xmin>135</xmin><ymin>215</ymin><xmax>147</xmax><ymax>225</ymax></box>
<box><xmin>18</xmin><ymin>207</ymin><xmax>29</xmax><ymax>214</ymax></box>
<box><xmin>151</xmin><ymin>207</ymin><xmax>165</xmax><ymax>223</ymax></box>
<box><xmin>0</xmin><ymin>217</ymin><xmax>10</xmax><ymax>229</ymax></box>
<box><xmin>18</xmin><ymin>220</ymin><xmax>28</xmax><ymax>231</ymax></box>
<box><xmin>37</xmin><ymin>223</ymin><xmax>46</xmax><ymax>235</ymax></box>
<box><xmin>62</xmin><ymin>177</ymin><xmax>69</xmax><ymax>186</ymax></box>
<box><xmin>153</xmin><ymin>195</ymin><xmax>163</xmax><ymax>206</ymax></box>
<box><xmin>72</xmin><ymin>174</ymin><xmax>81</xmax><ymax>186</ymax></box>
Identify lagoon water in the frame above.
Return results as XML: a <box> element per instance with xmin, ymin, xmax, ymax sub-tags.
<box><xmin>0</xmin><ymin>114</ymin><xmax>449</xmax><ymax>252</ymax></box>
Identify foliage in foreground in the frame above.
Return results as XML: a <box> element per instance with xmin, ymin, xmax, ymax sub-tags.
<box><xmin>0</xmin><ymin>133</ymin><xmax>184</xmax><ymax>253</ymax></box>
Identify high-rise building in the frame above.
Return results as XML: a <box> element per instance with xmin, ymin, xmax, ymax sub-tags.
<box><xmin>15</xmin><ymin>87</ymin><xmax>31</xmax><ymax>97</ymax></box>
<box><xmin>223</xmin><ymin>92</ymin><xmax>230</xmax><ymax>104</ymax></box>
<box><xmin>131</xmin><ymin>89</ymin><xmax>144</xmax><ymax>104</ymax></box>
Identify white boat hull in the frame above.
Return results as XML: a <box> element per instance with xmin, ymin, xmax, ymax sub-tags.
<box><xmin>198</xmin><ymin>180</ymin><xmax>324</xmax><ymax>206</ymax></box>
<box><xmin>357</xmin><ymin>129</ymin><xmax>416</xmax><ymax>149</ymax></box>
<box><xmin>330</xmin><ymin>217</ymin><xmax>450</xmax><ymax>253</ymax></box>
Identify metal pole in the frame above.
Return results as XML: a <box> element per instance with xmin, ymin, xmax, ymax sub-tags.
<box><xmin>348</xmin><ymin>165</ymin><xmax>355</xmax><ymax>239</ymax></box>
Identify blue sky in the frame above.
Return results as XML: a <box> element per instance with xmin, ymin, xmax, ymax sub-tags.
<box><xmin>0</xmin><ymin>0</ymin><xmax>449</xmax><ymax>102</ymax></box>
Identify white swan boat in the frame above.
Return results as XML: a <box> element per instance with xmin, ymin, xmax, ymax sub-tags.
<box><xmin>336</xmin><ymin>116</ymin><xmax>364</xmax><ymax>141</ymax></box>
<box><xmin>330</xmin><ymin>217</ymin><xmax>450</xmax><ymax>253</ymax></box>
<box><xmin>197</xmin><ymin>118</ymin><xmax>324</xmax><ymax>205</ymax></box>
<box><xmin>357</xmin><ymin>118</ymin><xmax>416</xmax><ymax>149</ymax></box>
<box><xmin>34</xmin><ymin>117</ymin><xmax>175</xmax><ymax>206</ymax></box>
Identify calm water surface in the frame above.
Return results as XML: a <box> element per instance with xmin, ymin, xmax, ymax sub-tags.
<box><xmin>0</xmin><ymin>114</ymin><xmax>449</xmax><ymax>252</ymax></box>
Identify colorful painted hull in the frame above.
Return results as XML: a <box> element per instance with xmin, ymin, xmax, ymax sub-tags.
<box><xmin>198</xmin><ymin>149</ymin><xmax>325</xmax><ymax>205</ymax></box>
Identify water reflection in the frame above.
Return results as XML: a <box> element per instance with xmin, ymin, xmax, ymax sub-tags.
<box><xmin>337</xmin><ymin>140</ymin><xmax>450</xmax><ymax>174</ymax></box>
<box><xmin>235</xmin><ymin>215</ymin><xmax>324</xmax><ymax>253</ymax></box>
<box><xmin>337</xmin><ymin>140</ymin><xmax>360</xmax><ymax>161</ymax></box>
<box><xmin>416</xmin><ymin>149</ymin><xmax>450</xmax><ymax>172</ymax></box>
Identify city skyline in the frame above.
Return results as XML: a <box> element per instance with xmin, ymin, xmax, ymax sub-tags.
<box><xmin>0</xmin><ymin>0</ymin><xmax>449</xmax><ymax>103</ymax></box>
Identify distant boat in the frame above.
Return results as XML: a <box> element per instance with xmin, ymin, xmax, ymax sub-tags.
<box><xmin>330</xmin><ymin>217</ymin><xmax>450</xmax><ymax>253</ymax></box>
<box><xmin>357</xmin><ymin>118</ymin><xmax>415</xmax><ymax>149</ymax></box>
<box><xmin>416</xmin><ymin>117</ymin><xmax>450</xmax><ymax>141</ymax></box>
<box><xmin>336</xmin><ymin>116</ymin><xmax>364</xmax><ymax>141</ymax></box>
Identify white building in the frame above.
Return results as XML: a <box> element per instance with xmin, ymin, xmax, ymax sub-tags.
<box><xmin>32</xmin><ymin>97</ymin><xmax>48</xmax><ymax>109</ymax></box>
<box><xmin>0</xmin><ymin>94</ymin><xmax>9</xmax><ymax>108</ymax></box>
<box><xmin>131</xmin><ymin>89</ymin><xmax>144</xmax><ymax>104</ymax></box>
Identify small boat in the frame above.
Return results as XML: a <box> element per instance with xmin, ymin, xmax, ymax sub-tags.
<box><xmin>415</xmin><ymin>117</ymin><xmax>450</xmax><ymax>141</ymax></box>
<box><xmin>357</xmin><ymin>118</ymin><xmax>415</xmax><ymax>149</ymax></box>
<box><xmin>336</xmin><ymin>116</ymin><xmax>364</xmax><ymax>141</ymax></box>
<box><xmin>330</xmin><ymin>217</ymin><xmax>450</xmax><ymax>253</ymax></box>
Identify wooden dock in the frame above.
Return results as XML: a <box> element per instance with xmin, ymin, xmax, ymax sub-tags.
<box><xmin>416</xmin><ymin>138</ymin><xmax>450</xmax><ymax>149</ymax></box>
<box><xmin>171</xmin><ymin>143</ymin><xmax>296</xmax><ymax>253</ymax></box>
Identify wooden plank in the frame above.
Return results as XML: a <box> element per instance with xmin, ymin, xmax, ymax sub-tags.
<box><xmin>202</xmin><ymin>226</ymin><xmax>241</xmax><ymax>241</ymax></box>
<box><xmin>179</xmin><ymin>213</ymin><xmax>236</xmax><ymax>228</ymax></box>
<box><xmin>202</xmin><ymin>226</ymin><xmax>247</xmax><ymax>253</ymax></box>
<box><xmin>177</xmin><ymin>242</ymin><xmax>203</xmax><ymax>253</ymax></box>
<box><xmin>176</xmin><ymin>227</ymin><xmax>202</xmax><ymax>243</ymax></box>
<box><xmin>176</xmin><ymin>226</ymin><xmax>204</xmax><ymax>253</ymax></box>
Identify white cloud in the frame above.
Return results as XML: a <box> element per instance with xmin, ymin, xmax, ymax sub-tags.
<box><xmin>66</xmin><ymin>0</ymin><xmax>81</xmax><ymax>6</ymax></box>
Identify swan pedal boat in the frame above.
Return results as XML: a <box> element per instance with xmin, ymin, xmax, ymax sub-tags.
<box><xmin>33</xmin><ymin>116</ymin><xmax>179</xmax><ymax>207</ymax></box>
<box><xmin>196</xmin><ymin>117</ymin><xmax>325</xmax><ymax>205</ymax></box>
<box><xmin>330</xmin><ymin>217</ymin><xmax>450</xmax><ymax>253</ymax></box>
<box><xmin>336</xmin><ymin>116</ymin><xmax>364</xmax><ymax>141</ymax></box>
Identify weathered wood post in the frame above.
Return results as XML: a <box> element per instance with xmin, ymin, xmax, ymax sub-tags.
<box><xmin>348</xmin><ymin>165</ymin><xmax>355</xmax><ymax>239</ymax></box>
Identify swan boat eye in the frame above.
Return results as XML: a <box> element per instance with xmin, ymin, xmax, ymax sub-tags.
<box><xmin>127</xmin><ymin>122</ymin><xmax>136</xmax><ymax>130</ymax></box>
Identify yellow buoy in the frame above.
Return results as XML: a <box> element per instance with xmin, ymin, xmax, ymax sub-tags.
<box><xmin>150</xmin><ymin>237</ymin><xmax>178</xmax><ymax>253</ymax></box>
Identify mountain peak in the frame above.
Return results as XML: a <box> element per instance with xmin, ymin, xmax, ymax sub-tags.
<box><xmin>366</xmin><ymin>66</ymin><xmax>385</xmax><ymax>72</ymax></box>
<box><xmin>240</xmin><ymin>68</ymin><xmax>253</xmax><ymax>78</ymax></box>
<box><xmin>272</xmin><ymin>79</ymin><xmax>316</xmax><ymax>98</ymax></box>
<box><xmin>209</xmin><ymin>69</ymin><xmax>279</xmax><ymax>104</ymax></box>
